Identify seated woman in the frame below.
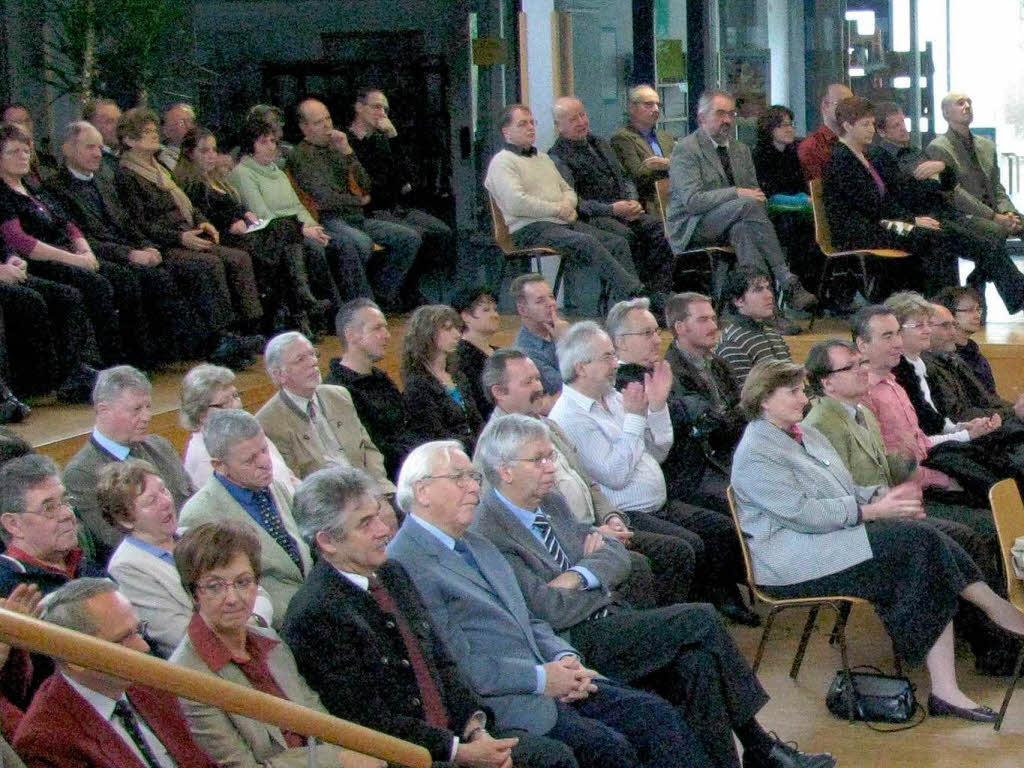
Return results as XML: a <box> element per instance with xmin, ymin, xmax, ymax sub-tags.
<box><xmin>731</xmin><ymin>358</ymin><xmax>1024</xmax><ymax>723</ymax></box>
<box><xmin>452</xmin><ymin>286</ymin><xmax>500</xmax><ymax>421</ymax></box>
<box><xmin>179</xmin><ymin>363</ymin><xmax>299</xmax><ymax>491</ymax></box>
<box><xmin>114</xmin><ymin>108</ymin><xmax>264</xmax><ymax>366</ymax></box>
<box><xmin>169</xmin><ymin>521</ymin><xmax>378</xmax><ymax>768</ymax></box>
<box><xmin>228</xmin><ymin>116</ymin><xmax>370</xmax><ymax>308</ymax></box>
<box><xmin>401</xmin><ymin>304</ymin><xmax>483</xmax><ymax>455</ymax></box>
<box><xmin>100</xmin><ymin>459</ymin><xmax>273</xmax><ymax>658</ymax></box>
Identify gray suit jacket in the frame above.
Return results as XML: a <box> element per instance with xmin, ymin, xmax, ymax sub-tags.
<box><xmin>387</xmin><ymin>518</ymin><xmax>577</xmax><ymax>734</ymax></box>
<box><xmin>926</xmin><ymin>129</ymin><xmax>1018</xmax><ymax>217</ymax></box>
<box><xmin>470</xmin><ymin>489</ymin><xmax>631</xmax><ymax>631</ymax></box>
<box><xmin>665</xmin><ymin>129</ymin><xmax>759</xmax><ymax>253</ymax></box>
<box><xmin>730</xmin><ymin>418</ymin><xmax>877</xmax><ymax>586</ymax></box>
<box><xmin>170</xmin><ymin>625</ymin><xmax>341</xmax><ymax>768</ymax></box>
<box><xmin>178</xmin><ymin>477</ymin><xmax>311</xmax><ymax>626</ymax></box>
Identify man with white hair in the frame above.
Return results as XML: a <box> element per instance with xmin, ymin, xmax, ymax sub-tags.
<box><xmin>927</xmin><ymin>92</ymin><xmax>1023</xmax><ymax>235</ymax></box>
<box><xmin>63</xmin><ymin>366</ymin><xmax>194</xmax><ymax>561</ymax></box>
<box><xmin>388</xmin><ymin>440</ymin><xmax>719</xmax><ymax>768</ymax></box>
<box><xmin>255</xmin><ymin>331</ymin><xmax>394</xmax><ymax>490</ymax></box>
<box><xmin>548</xmin><ymin>321</ymin><xmax>757</xmax><ymax>626</ymax></box>
<box><xmin>471</xmin><ymin>414</ymin><xmax>834</xmax><ymax>768</ymax></box>
<box><xmin>179</xmin><ymin>408</ymin><xmax>310</xmax><ymax>624</ymax></box>
<box><xmin>667</xmin><ymin>89</ymin><xmax>816</xmax><ymax>312</ymax></box>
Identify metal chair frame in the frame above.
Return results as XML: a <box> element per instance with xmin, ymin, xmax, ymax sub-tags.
<box><xmin>987</xmin><ymin>477</ymin><xmax>1024</xmax><ymax>731</ymax></box>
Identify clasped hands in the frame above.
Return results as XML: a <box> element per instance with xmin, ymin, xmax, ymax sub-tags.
<box><xmin>621</xmin><ymin>360</ymin><xmax>672</xmax><ymax>414</ymax></box>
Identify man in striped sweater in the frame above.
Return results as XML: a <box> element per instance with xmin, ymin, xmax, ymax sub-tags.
<box><xmin>715</xmin><ymin>269</ymin><xmax>792</xmax><ymax>391</ymax></box>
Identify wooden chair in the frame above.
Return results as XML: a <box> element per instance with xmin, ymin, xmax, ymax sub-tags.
<box><xmin>988</xmin><ymin>477</ymin><xmax>1024</xmax><ymax>731</ymax></box>
<box><xmin>726</xmin><ymin>486</ymin><xmax>901</xmax><ymax>721</ymax></box>
<box><xmin>487</xmin><ymin>194</ymin><xmax>566</xmax><ymax>301</ymax></box>
<box><xmin>807</xmin><ymin>178</ymin><xmax>910</xmax><ymax>329</ymax></box>
<box><xmin>654</xmin><ymin>178</ymin><xmax>735</xmax><ymax>298</ymax></box>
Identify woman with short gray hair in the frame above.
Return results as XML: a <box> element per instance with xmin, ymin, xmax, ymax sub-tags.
<box><xmin>179</xmin><ymin>363</ymin><xmax>299</xmax><ymax>490</ymax></box>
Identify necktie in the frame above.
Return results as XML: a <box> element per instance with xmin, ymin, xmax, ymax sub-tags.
<box><xmin>716</xmin><ymin>145</ymin><xmax>735</xmax><ymax>186</ymax></box>
<box><xmin>854</xmin><ymin>408</ymin><xmax>867</xmax><ymax>428</ymax></box>
<box><xmin>532</xmin><ymin>513</ymin><xmax>569</xmax><ymax>571</ymax></box>
<box><xmin>112</xmin><ymin>699</ymin><xmax>163</xmax><ymax>768</ymax></box>
<box><xmin>368</xmin><ymin>576</ymin><xmax>450</xmax><ymax>728</ymax></box>
<box><xmin>453</xmin><ymin>539</ymin><xmax>480</xmax><ymax>573</ymax></box>
<box><xmin>254</xmin><ymin>490</ymin><xmax>303</xmax><ymax>572</ymax></box>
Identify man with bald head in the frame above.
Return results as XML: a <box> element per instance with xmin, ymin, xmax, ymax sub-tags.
<box><xmin>288</xmin><ymin>98</ymin><xmax>420</xmax><ymax>310</ymax></box>
<box><xmin>610</xmin><ymin>85</ymin><xmax>675</xmax><ymax>217</ymax></box>
<box><xmin>157</xmin><ymin>102</ymin><xmax>195</xmax><ymax>170</ymax></box>
<box><xmin>797</xmin><ymin>83</ymin><xmax>853</xmax><ymax>181</ymax></box>
<box><xmin>549</xmin><ymin>96</ymin><xmax>676</xmax><ymax>311</ymax></box>
<box><xmin>927</xmin><ymin>92</ymin><xmax>1023</xmax><ymax>236</ymax></box>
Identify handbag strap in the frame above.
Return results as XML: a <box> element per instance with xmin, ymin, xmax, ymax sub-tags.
<box><xmin>861</xmin><ymin>702</ymin><xmax>926</xmax><ymax>733</ymax></box>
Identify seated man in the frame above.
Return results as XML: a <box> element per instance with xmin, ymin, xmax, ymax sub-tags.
<box><xmin>288</xmin><ymin>98</ymin><xmax>418</xmax><ymax>310</ymax></box>
<box><xmin>610</xmin><ymin>85</ymin><xmax>674</xmax><ymax>217</ymax></box>
<box><xmin>796</xmin><ymin>83</ymin><xmax>852</xmax><ymax>182</ymax></box>
<box><xmin>13</xmin><ymin>578</ymin><xmax>218</xmax><ymax>768</ymax></box>
<box><xmin>666</xmin><ymin>89</ymin><xmax>815</xmax><ymax>311</ymax></box>
<box><xmin>472</xmin><ymin>414</ymin><xmax>833</xmax><ymax>768</ymax></box>
<box><xmin>549</xmin><ymin>96</ymin><xmax>676</xmax><ymax>309</ymax></box>
<box><xmin>931</xmin><ymin>286</ymin><xmax>996</xmax><ymax>394</ymax></box>
<box><xmin>927</xmin><ymin>92</ymin><xmax>1023</xmax><ymax>237</ymax></box>
<box><xmin>256</xmin><ymin>331</ymin><xmax>394</xmax><ymax>491</ymax></box>
<box><xmin>484</xmin><ymin>103</ymin><xmax>642</xmax><ymax>315</ymax></box>
<box><xmin>511</xmin><ymin>273</ymin><xmax>566</xmax><ymax>404</ymax></box>
<box><xmin>662</xmin><ymin>291</ymin><xmax>744</xmax><ymax>507</ymax></box>
<box><xmin>391</xmin><ymin>441</ymin><xmax>833</xmax><ymax>768</ymax></box>
<box><xmin>179</xmin><ymin>409</ymin><xmax>311</xmax><ymax>624</ymax></box>
<box><xmin>548</xmin><ymin>321</ymin><xmax>756</xmax><ymax>625</ymax></box>
<box><xmin>327</xmin><ymin>298</ymin><xmax>417</xmax><ymax>478</ymax></box>
<box><xmin>715</xmin><ymin>270</ymin><xmax>792</xmax><ymax>390</ymax></box>
<box><xmin>283</xmin><ymin>465</ymin><xmax>577</xmax><ymax>768</ymax></box>
<box><xmin>482</xmin><ymin>348</ymin><xmax>697</xmax><ymax>607</ymax></box>
<box><xmin>63</xmin><ymin>366</ymin><xmax>194</xmax><ymax>563</ymax></box>
<box><xmin>157</xmin><ymin>102</ymin><xmax>196</xmax><ymax>171</ymax></box>
<box><xmin>82</xmin><ymin>97</ymin><xmax>122</xmax><ymax>173</ymax></box>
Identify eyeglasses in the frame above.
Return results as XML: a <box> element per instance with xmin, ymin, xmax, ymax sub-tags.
<box><xmin>110</xmin><ymin>620</ymin><xmax>149</xmax><ymax>646</ymax></box>
<box><xmin>713</xmin><ymin>109</ymin><xmax>738</xmax><ymax>119</ymax></box>
<box><xmin>207</xmin><ymin>389</ymin><xmax>242</xmax><ymax>409</ymax></box>
<box><xmin>422</xmin><ymin>470</ymin><xmax>482</xmax><ymax>487</ymax></box>
<box><xmin>588</xmin><ymin>352</ymin><xmax>618</xmax><ymax>364</ymax></box>
<box><xmin>618</xmin><ymin>328</ymin><xmax>659</xmax><ymax>339</ymax></box>
<box><xmin>901</xmin><ymin>321</ymin><xmax>930</xmax><ymax>330</ymax></box>
<box><xmin>828</xmin><ymin>359</ymin><xmax>869</xmax><ymax>375</ymax></box>
<box><xmin>195</xmin><ymin>575</ymin><xmax>257</xmax><ymax>598</ymax></box>
<box><xmin>930</xmin><ymin>321</ymin><xmax>955</xmax><ymax>330</ymax></box>
<box><xmin>510</xmin><ymin>451</ymin><xmax>557</xmax><ymax>467</ymax></box>
<box><xmin>24</xmin><ymin>494</ymin><xmax>75</xmax><ymax>519</ymax></box>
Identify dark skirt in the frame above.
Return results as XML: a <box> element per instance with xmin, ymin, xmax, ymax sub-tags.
<box><xmin>762</xmin><ymin>519</ymin><xmax>982</xmax><ymax>665</ymax></box>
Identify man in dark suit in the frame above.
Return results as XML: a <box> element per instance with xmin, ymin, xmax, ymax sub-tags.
<box><xmin>666</xmin><ymin>89</ymin><xmax>815</xmax><ymax>311</ymax></box>
<box><xmin>14</xmin><ymin>578</ymin><xmax>217</xmax><ymax>768</ymax></box>
<box><xmin>283</xmin><ymin>465</ymin><xmax>576</xmax><ymax>768</ymax></box>
<box><xmin>389</xmin><ymin>441</ymin><xmax>718</xmax><ymax>768</ymax></box>
<box><xmin>470</xmin><ymin>414</ymin><xmax>834</xmax><ymax>768</ymax></box>
<box><xmin>63</xmin><ymin>366</ymin><xmax>195</xmax><ymax>562</ymax></box>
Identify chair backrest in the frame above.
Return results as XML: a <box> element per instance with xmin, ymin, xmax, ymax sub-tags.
<box><xmin>726</xmin><ymin>485</ymin><xmax>767</xmax><ymax>602</ymax></box>
<box><xmin>808</xmin><ymin>178</ymin><xmax>835</xmax><ymax>255</ymax></box>
<box><xmin>989</xmin><ymin>477</ymin><xmax>1024</xmax><ymax>611</ymax></box>
<box><xmin>488</xmin><ymin>195</ymin><xmax>515</xmax><ymax>254</ymax></box>
<box><xmin>655</xmin><ymin>178</ymin><xmax>671</xmax><ymax>239</ymax></box>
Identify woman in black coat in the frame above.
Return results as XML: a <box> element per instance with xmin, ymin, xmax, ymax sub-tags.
<box><xmin>401</xmin><ymin>304</ymin><xmax>483</xmax><ymax>455</ymax></box>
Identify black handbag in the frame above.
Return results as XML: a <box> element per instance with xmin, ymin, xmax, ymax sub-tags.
<box><xmin>826</xmin><ymin>666</ymin><xmax>922</xmax><ymax>730</ymax></box>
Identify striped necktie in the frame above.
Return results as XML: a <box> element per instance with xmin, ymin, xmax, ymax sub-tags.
<box><xmin>532</xmin><ymin>512</ymin><xmax>569</xmax><ymax>571</ymax></box>
<box><xmin>254</xmin><ymin>489</ymin><xmax>303</xmax><ymax>572</ymax></box>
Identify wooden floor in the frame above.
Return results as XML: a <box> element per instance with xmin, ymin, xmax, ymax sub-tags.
<box><xmin>14</xmin><ymin>313</ymin><xmax>1024</xmax><ymax>764</ymax></box>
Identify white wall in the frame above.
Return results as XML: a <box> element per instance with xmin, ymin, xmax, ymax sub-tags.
<box><xmin>522</xmin><ymin>0</ymin><xmax>557</xmax><ymax>151</ymax></box>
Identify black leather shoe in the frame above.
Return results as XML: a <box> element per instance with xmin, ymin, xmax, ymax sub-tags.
<box><xmin>717</xmin><ymin>598</ymin><xmax>762</xmax><ymax>627</ymax></box>
<box><xmin>207</xmin><ymin>335</ymin><xmax>255</xmax><ymax>372</ymax></box>
<box><xmin>773</xmin><ymin>316</ymin><xmax>805</xmax><ymax>336</ymax></box>
<box><xmin>927</xmin><ymin>693</ymin><xmax>998</xmax><ymax>722</ymax></box>
<box><xmin>56</xmin><ymin>365</ymin><xmax>99</xmax><ymax>404</ymax></box>
<box><xmin>742</xmin><ymin>735</ymin><xmax>835</xmax><ymax>768</ymax></box>
<box><xmin>0</xmin><ymin>394</ymin><xmax>29</xmax><ymax>423</ymax></box>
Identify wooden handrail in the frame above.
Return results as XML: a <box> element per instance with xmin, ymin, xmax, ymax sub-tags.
<box><xmin>0</xmin><ymin>607</ymin><xmax>431</xmax><ymax>768</ymax></box>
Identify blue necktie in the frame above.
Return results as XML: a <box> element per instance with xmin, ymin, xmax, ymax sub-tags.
<box><xmin>254</xmin><ymin>490</ymin><xmax>303</xmax><ymax>572</ymax></box>
<box><xmin>453</xmin><ymin>539</ymin><xmax>480</xmax><ymax>573</ymax></box>
<box><xmin>532</xmin><ymin>512</ymin><xmax>570</xmax><ymax>571</ymax></box>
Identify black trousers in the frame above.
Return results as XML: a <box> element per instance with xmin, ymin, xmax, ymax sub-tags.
<box><xmin>567</xmin><ymin>604</ymin><xmax>768</xmax><ymax>768</ymax></box>
<box><xmin>587</xmin><ymin>213</ymin><xmax>677</xmax><ymax>295</ymax></box>
<box><xmin>104</xmin><ymin>261</ymin><xmax>191</xmax><ymax>368</ymax></box>
<box><xmin>547</xmin><ymin>680</ymin><xmax>713</xmax><ymax>768</ymax></box>
<box><xmin>492</xmin><ymin>731</ymin><xmax>577</xmax><ymax>768</ymax></box>
<box><xmin>161</xmin><ymin>248</ymin><xmax>237</xmax><ymax>356</ymax></box>
<box><xmin>629</xmin><ymin>529</ymin><xmax>696</xmax><ymax>605</ymax></box>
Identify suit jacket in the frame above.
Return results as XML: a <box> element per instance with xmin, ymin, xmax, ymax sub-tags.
<box><xmin>255</xmin><ymin>385</ymin><xmax>394</xmax><ymax>490</ymax></box>
<box><xmin>470</xmin><ymin>489</ymin><xmax>631</xmax><ymax>632</ymax></box>
<box><xmin>664</xmin><ymin>341</ymin><xmax>744</xmax><ymax>459</ymax></box>
<box><xmin>170</xmin><ymin>624</ymin><xmax>340</xmax><ymax>768</ymax></box>
<box><xmin>730</xmin><ymin>418</ymin><xmax>877</xmax><ymax>586</ymax></box>
<box><xmin>927</xmin><ymin>129</ymin><xmax>1017</xmax><ymax>217</ymax></box>
<box><xmin>802</xmin><ymin>397</ymin><xmax>915</xmax><ymax>488</ymax></box>
<box><xmin>178</xmin><ymin>477</ymin><xmax>311</xmax><ymax>626</ymax></box>
<box><xmin>64</xmin><ymin>434</ymin><xmax>195</xmax><ymax>559</ymax></box>
<box><xmin>387</xmin><ymin>519</ymin><xmax>577</xmax><ymax>734</ymax></box>
<box><xmin>610</xmin><ymin>125</ymin><xmax>676</xmax><ymax>216</ymax></box>
<box><xmin>665</xmin><ymin>129</ymin><xmax>759</xmax><ymax>253</ymax></box>
<box><xmin>548</xmin><ymin>134</ymin><xmax>638</xmax><ymax>219</ymax></box>
<box><xmin>282</xmin><ymin>558</ymin><xmax>487</xmax><ymax>762</ymax></box>
<box><xmin>13</xmin><ymin>674</ymin><xmax>216</xmax><ymax>768</ymax></box>
<box><xmin>923</xmin><ymin>351</ymin><xmax>1015</xmax><ymax>424</ymax></box>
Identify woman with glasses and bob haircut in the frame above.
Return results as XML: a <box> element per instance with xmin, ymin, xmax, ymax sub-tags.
<box><xmin>169</xmin><ymin>521</ymin><xmax>374</xmax><ymax>768</ymax></box>
<box><xmin>731</xmin><ymin>358</ymin><xmax>1024</xmax><ymax>723</ymax></box>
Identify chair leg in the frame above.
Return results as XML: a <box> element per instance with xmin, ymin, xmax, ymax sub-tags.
<box><xmin>857</xmin><ymin>254</ymin><xmax>871</xmax><ymax>302</ymax></box>
<box><xmin>753</xmin><ymin>607</ymin><xmax>780</xmax><ymax>674</ymax></box>
<box><xmin>828</xmin><ymin>601</ymin><xmax>853</xmax><ymax>646</ymax></box>
<box><xmin>809</xmin><ymin>260</ymin><xmax>832</xmax><ymax>331</ymax></box>
<box><xmin>790</xmin><ymin>606</ymin><xmax>820</xmax><ymax>680</ymax></box>
<box><xmin>893</xmin><ymin>647</ymin><xmax>903</xmax><ymax>679</ymax></box>
<box><xmin>553</xmin><ymin>260</ymin><xmax>565</xmax><ymax>302</ymax></box>
<box><xmin>835</xmin><ymin>613</ymin><xmax>858</xmax><ymax>722</ymax></box>
<box><xmin>995</xmin><ymin>641</ymin><xmax>1024</xmax><ymax>731</ymax></box>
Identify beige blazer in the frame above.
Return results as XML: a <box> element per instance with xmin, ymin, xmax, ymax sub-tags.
<box><xmin>255</xmin><ymin>386</ymin><xmax>395</xmax><ymax>491</ymax></box>
<box><xmin>178</xmin><ymin>477</ymin><xmax>311</xmax><ymax>626</ymax></box>
<box><xmin>170</xmin><ymin>625</ymin><xmax>341</xmax><ymax>768</ymax></box>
